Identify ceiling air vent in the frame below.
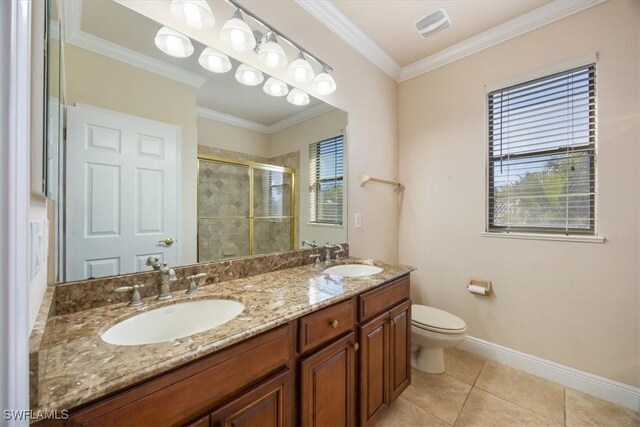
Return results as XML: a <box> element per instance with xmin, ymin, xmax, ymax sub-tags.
<box><xmin>414</xmin><ymin>9</ymin><xmax>451</xmax><ymax>38</ymax></box>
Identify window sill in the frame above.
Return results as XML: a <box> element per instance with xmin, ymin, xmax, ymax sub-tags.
<box><xmin>307</xmin><ymin>222</ymin><xmax>344</xmax><ymax>229</ymax></box>
<box><xmin>480</xmin><ymin>232</ymin><xmax>605</xmax><ymax>243</ymax></box>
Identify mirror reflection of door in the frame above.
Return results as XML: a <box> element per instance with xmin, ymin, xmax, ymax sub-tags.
<box><xmin>46</xmin><ymin>0</ymin><xmax>348</xmax><ymax>284</ymax></box>
<box><xmin>65</xmin><ymin>105</ymin><xmax>179</xmax><ymax>281</ymax></box>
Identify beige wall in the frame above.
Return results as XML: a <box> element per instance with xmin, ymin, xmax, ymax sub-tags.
<box><xmin>65</xmin><ymin>44</ymin><xmax>199</xmax><ymax>265</ymax></box>
<box><xmin>198</xmin><ymin>116</ymin><xmax>269</xmax><ymax>158</ymax></box>
<box><xmin>120</xmin><ymin>0</ymin><xmax>400</xmax><ymax>263</ymax></box>
<box><xmin>398</xmin><ymin>0</ymin><xmax>640</xmax><ymax>387</ymax></box>
<box><xmin>269</xmin><ymin>109</ymin><xmax>348</xmax><ymax>247</ymax></box>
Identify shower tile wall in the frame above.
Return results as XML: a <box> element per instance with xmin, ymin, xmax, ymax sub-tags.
<box><xmin>197</xmin><ymin>147</ymin><xmax>301</xmax><ymax>261</ymax></box>
<box><xmin>198</xmin><ymin>161</ymin><xmax>250</xmax><ymax>261</ymax></box>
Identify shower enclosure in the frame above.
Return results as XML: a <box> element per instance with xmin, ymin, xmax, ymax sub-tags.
<box><xmin>197</xmin><ymin>155</ymin><xmax>295</xmax><ymax>262</ymax></box>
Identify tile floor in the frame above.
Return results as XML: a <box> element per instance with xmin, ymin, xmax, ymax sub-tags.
<box><xmin>377</xmin><ymin>348</ymin><xmax>640</xmax><ymax>427</ymax></box>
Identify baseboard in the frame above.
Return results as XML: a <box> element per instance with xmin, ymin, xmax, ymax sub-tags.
<box><xmin>459</xmin><ymin>336</ymin><xmax>640</xmax><ymax>412</ymax></box>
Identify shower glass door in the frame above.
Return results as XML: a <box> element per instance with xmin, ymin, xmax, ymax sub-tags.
<box><xmin>198</xmin><ymin>156</ymin><xmax>294</xmax><ymax>262</ymax></box>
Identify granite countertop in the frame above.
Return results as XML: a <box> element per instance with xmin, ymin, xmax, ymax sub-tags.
<box><xmin>33</xmin><ymin>258</ymin><xmax>414</xmax><ymax>411</ymax></box>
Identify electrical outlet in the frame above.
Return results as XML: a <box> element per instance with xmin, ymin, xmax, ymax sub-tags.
<box><xmin>354</xmin><ymin>213</ymin><xmax>362</xmax><ymax>228</ymax></box>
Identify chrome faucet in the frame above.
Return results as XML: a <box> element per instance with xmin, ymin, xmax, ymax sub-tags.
<box><xmin>185</xmin><ymin>273</ymin><xmax>207</xmax><ymax>295</ymax></box>
<box><xmin>145</xmin><ymin>256</ymin><xmax>162</xmax><ymax>271</ymax></box>
<box><xmin>157</xmin><ymin>262</ymin><xmax>177</xmax><ymax>301</ymax></box>
<box><xmin>302</xmin><ymin>240</ymin><xmax>318</xmax><ymax>248</ymax></box>
<box><xmin>324</xmin><ymin>243</ymin><xmax>344</xmax><ymax>264</ymax></box>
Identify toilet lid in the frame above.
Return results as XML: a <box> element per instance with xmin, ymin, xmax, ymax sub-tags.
<box><xmin>412</xmin><ymin>305</ymin><xmax>466</xmax><ymax>333</ymax></box>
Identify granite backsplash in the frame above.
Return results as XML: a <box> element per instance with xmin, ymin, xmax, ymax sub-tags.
<box><xmin>53</xmin><ymin>245</ymin><xmax>348</xmax><ymax>316</ymax></box>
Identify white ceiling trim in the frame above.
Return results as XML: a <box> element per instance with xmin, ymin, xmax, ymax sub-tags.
<box><xmin>295</xmin><ymin>0</ymin><xmax>402</xmax><ymax>81</ymax></box>
<box><xmin>399</xmin><ymin>0</ymin><xmax>607</xmax><ymax>82</ymax></box>
<box><xmin>297</xmin><ymin>0</ymin><xmax>606</xmax><ymax>83</ymax></box>
<box><xmin>62</xmin><ymin>1</ymin><xmax>207</xmax><ymax>88</ymax></box>
<box><xmin>197</xmin><ymin>106</ymin><xmax>271</xmax><ymax>134</ymax></box>
<box><xmin>268</xmin><ymin>103</ymin><xmax>335</xmax><ymax>134</ymax></box>
<box><xmin>197</xmin><ymin>103</ymin><xmax>335</xmax><ymax>135</ymax></box>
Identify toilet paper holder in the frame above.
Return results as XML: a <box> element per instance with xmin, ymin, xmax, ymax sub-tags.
<box><xmin>468</xmin><ymin>278</ymin><xmax>492</xmax><ymax>295</ymax></box>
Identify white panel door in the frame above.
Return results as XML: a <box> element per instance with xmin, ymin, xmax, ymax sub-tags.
<box><xmin>66</xmin><ymin>105</ymin><xmax>179</xmax><ymax>281</ymax></box>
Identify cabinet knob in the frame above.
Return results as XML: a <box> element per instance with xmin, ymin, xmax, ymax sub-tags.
<box><xmin>352</xmin><ymin>343</ymin><xmax>360</xmax><ymax>352</ymax></box>
<box><xmin>330</xmin><ymin>319</ymin><xmax>339</xmax><ymax>329</ymax></box>
<box><xmin>388</xmin><ymin>319</ymin><xmax>395</xmax><ymax>326</ymax></box>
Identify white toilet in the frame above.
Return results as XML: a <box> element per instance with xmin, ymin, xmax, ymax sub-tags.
<box><xmin>411</xmin><ymin>304</ymin><xmax>467</xmax><ymax>374</ymax></box>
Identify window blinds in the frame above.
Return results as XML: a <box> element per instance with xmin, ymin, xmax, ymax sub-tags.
<box><xmin>488</xmin><ymin>64</ymin><xmax>596</xmax><ymax>234</ymax></box>
<box><xmin>309</xmin><ymin>136</ymin><xmax>344</xmax><ymax>225</ymax></box>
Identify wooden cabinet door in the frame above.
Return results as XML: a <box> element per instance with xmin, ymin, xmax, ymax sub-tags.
<box><xmin>300</xmin><ymin>333</ymin><xmax>357</xmax><ymax>427</ymax></box>
<box><xmin>389</xmin><ymin>300</ymin><xmax>411</xmax><ymax>402</ymax></box>
<box><xmin>210</xmin><ymin>370</ymin><xmax>292</xmax><ymax>427</ymax></box>
<box><xmin>358</xmin><ymin>312</ymin><xmax>390</xmax><ymax>427</ymax></box>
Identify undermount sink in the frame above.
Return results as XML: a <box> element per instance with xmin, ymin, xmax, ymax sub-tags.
<box><xmin>323</xmin><ymin>264</ymin><xmax>383</xmax><ymax>278</ymax></box>
<box><xmin>101</xmin><ymin>299</ymin><xmax>245</xmax><ymax>346</ymax></box>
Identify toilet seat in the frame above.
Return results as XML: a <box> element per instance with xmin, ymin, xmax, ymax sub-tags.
<box><xmin>412</xmin><ymin>305</ymin><xmax>466</xmax><ymax>335</ymax></box>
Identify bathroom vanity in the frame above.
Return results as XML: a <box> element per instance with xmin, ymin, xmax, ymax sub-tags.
<box><xmin>31</xmin><ymin>257</ymin><xmax>413</xmax><ymax>427</ymax></box>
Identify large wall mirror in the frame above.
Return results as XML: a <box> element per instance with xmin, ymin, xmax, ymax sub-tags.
<box><xmin>46</xmin><ymin>0</ymin><xmax>347</xmax><ymax>283</ymax></box>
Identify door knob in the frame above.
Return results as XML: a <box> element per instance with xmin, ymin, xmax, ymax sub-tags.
<box><xmin>159</xmin><ymin>238</ymin><xmax>175</xmax><ymax>247</ymax></box>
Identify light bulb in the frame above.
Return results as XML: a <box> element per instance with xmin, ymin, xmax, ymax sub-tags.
<box><xmin>257</xmin><ymin>32</ymin><xmax>288</xmax><ymax>69</ymax></box>
<box><xmin>287</xmin><ymin>53</ymin><xmax>315</xmax><ymax>83</ymax></box>
<box><xmin>312</xmin><ymin>70</ymin><xmax>337</xmax><ymax>95</ymax></box>
<box><xmin>165</xmin><ymin>35</ymin><xmax>182</xmax><ymax>56</ymax></box>
<box><xmin>170</xmin><ymin>0</ymin><xmax>214</xmax><ymax>29</ymax></box>
<box><xmin>235</xmin><ymin>64</ymin><xmax>264</xmax><ymax>86</ymax></box>
<box><xmin>230</xmin><ymin>29</ymin><xmax>245</xmax><ymax>46</ymax></box>
<box><xmin>198</xmin><ymin>47</ymin><xmax>232</xmax><ymax>73</ymax></box>
<box><xmin>286</xmin><ymin>88</ymin><xmax>310</xmax><ymax>106</ymax></box>
<box><xmin>208</xmin><ymin>56</ymin><xmax>221</xmax><ymax>69</ymax></box>
<box><xmin>154</xmin><ymin>26</ymin><xmax>194</xmax><ymax>58</ymax></box>
<box><xmin>266</xmin><ymin>52</ymin><xmax>279</xmax><ymax>67</ymax></box>
<box><xmin>220</xmin><ymin>10</ymin><xmax>256</xmax><ymax>52</ymax></box>
<box><xmin>263</xmin><ymin>77</ymin><xmax>289</xmax><ymax>97</ymax></box>
<box><xmin>183</xmin><ymin>3</ymin><xmax>200</xmax><ymax>22</ymax></box>
<box><xmin>243</xmin><ymin>73</ymin><xmax>256</xmax><ymax>85</ymax></box>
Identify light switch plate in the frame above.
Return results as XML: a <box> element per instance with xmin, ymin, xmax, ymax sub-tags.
<box><xmin>354</xmin><ymin>213</ymin><xmax>362</xmax><ymax>228</ymax></box>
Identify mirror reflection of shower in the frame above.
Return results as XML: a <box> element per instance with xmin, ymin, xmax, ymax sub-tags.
<box><xmin>197</xmin><ymin>156</ymin><xmax>295</xmax><ymax>262</ymax></box>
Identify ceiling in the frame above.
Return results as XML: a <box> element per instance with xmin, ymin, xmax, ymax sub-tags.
<box><xmin>76</xmin><ymin>0</ymin><xmax>325</xmax><ymax>126</ymax></box>
<box><xmin>332</xmin><ymin>0</ymin><xmax>550</xmax><ymax>67</ymax></box>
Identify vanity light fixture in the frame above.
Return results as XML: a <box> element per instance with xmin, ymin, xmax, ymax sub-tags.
<box><xmin>286</xmin><ymin>88</ymin><xmax>310</xmax><ymax>106</ymax></box>
<box><xmin>235</xmin><ymin>63</ymin><xmax>264</xmax><ymax>86</ymax></box>
<box><xmin>312</xmin><ymin>67</ymin><xmax>337</xmax><ymax>95</ymax></box>
<box><xmin>154</xmin><ymin>26</ymin><xmax>194</xmax><ymax>58</ymax></box>
<box><xmin>220</xmin><ymin>9</ymin><xmax>256</xmax><ymax>52</ymax></box>
<box><xmin>198</xmin><ymin>47</ymin><xmax>232</xmax><ymax>73</ymax></box>
<box><xmin>263</xmin><ymin>77</ymin><xmax>289</xmax><ymax>97</ymax></box>
<box><xmin>287</xmin><ymin>52</ymin><xmax>315</xmax><ymax>83</ymax></box>
<box><xmin>257</xmin><ymin>32</ymin><xmax>288</xmax><ymax>69</ymax></box>
<box><xmin>170</xmin><ymin>0</ymin><xmax>215</xmax><ymax>29</ymax></box>
<box><xmin>224</xmin><ymin>0</ymin><xmax>336</xmax><ymax>94</ymax></box>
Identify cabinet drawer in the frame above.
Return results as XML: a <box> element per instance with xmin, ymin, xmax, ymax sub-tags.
<box><xmin>298</xmin><ymin>299</ymin><xmax>355</xmax><ymax>354</ymax></box>
<box><xmin>358</xmin><ymin>275</ymin><xmax>410</xmax><ymax>321</ymax></box>
<box><xmin>69</xmin><ymin>325</ymin><xmax>291</xmax><ymax>427</ymax></box>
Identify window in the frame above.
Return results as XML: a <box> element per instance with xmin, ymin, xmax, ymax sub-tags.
<box><xmin>488</xmin><ymin>64</ymin><xmax>596</xmax><ymax>235</ymax></box>
<box><xmin>267</xmin><ymin>171</ymin><xmax>284</xmax><ymax>217</ymax></box>
<box><xmin>309</xmin><ymin>135</ymin><xmax>344</xmax><ymax>225</ymax></box>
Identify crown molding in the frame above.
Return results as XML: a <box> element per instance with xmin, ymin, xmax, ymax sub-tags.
<box><xmin>400</xmin><ymin>0</ymin><xmax>607</xmax><ymax>82</ymax></box>
<box><xmin>62</xmin><ymin>1</ymin><xmax>206</xmax><ymax>88</ymax></box>
<box><xmin>197</xmin><ymin>103</ymin><xmax>335</xmax><ymax>135</ymax></box>
<box><xmin>268</xmin><ymin>102</ymin><xmax>334</xmax><ymax>133</ymax></box>
<box><xmin>296</xmin><ymin>0</ymin><xmax>606</xmax><ymax>83</ymax></box>
<box><xmin>295</xmin><ymin>0</ymin><xmax>401</xmax><ymax>81</ymax></box>
<box><xmin>197</xmin><ymin>106</ymin><xmax>270</xmax><ymax>134</ymax></box>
